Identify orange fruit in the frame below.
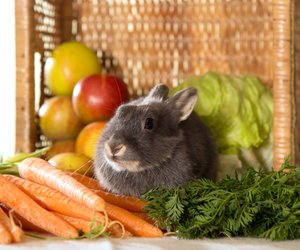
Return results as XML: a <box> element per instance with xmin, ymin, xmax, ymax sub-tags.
<box><xmin>75</xmin><ymin>121</ymin><xmax>107</xmax><ymax>159</ymax></box>
<box><xmin>44</xmin><ymin>139</ymin><xmax>75</xmax><ymax>159</ymax></box>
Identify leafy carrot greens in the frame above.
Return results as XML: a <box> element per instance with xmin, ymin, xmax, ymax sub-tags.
<box><xmin>141</xmin><ymin>160</ymin><xmax>300</xmax><ymax>240</ymax></box>
<box><xmin>0</xmin><ymin>147</ymin><xmax>49</xmax><ymax>176</ymax></box>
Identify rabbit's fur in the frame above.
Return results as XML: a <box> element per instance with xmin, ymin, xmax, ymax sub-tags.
<box><xmin>94</xmin><ymin>84</ymin><xmax>218</xmax><ymax>196</ymax></box>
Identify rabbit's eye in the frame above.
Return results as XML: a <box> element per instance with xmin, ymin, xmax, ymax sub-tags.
<box><xmin>144</xmin><ymin>118</ymin><xmax>154</xmax><ymax>130</ymax></box>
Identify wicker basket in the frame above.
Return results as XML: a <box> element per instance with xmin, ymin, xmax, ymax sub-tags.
<box><xmin>15</xmin><ymin>0</ymin><xmax>300</xmax><ymax>170</ymax></box>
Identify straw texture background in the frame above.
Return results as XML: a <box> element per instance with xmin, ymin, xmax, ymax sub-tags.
<box><xmin>15</xmin><ymin>0</ymin><xmax>300</xmax><ymax>170</ymax></box>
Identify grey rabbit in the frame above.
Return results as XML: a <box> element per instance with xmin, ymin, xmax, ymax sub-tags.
<box><xmin>94</xmin><ymin>84</ymin><xmax>218</xmax><ymax>197</ymax></box>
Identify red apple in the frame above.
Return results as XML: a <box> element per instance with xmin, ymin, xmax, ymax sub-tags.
<box><xmin>39</xmin><ymin>96</ymin><xmax>84</xmax><ymax>141</ymax></box>
<box><xmin>72</xmin><ymin>74</ymin><xmax>129</xmax><ymax>124</ymax></box>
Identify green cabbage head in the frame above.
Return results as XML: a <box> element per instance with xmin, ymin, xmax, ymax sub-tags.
<box><xmin>170</xmin><ymin>72</ymin><xmax>273</xmax><ymax>178</ymax></box>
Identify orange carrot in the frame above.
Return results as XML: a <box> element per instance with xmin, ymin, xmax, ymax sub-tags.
<box><xmin>4</xmin><ymin>175</ymin><xmax>121</xmax><ymax>237</ymax></box>
<box><xmin>53</xmin><ymin>212</ymin><xmax>131</xmax><ymax>238</ymax></box>
<box><xmin>94</xmin><ymin>190</ymin><xmax>148</xmax><ymax>212</ymax></box>
<box><xmin>69</xmin><ymin>173</ymin><xmax>149</xmax><ymax>212</ymax></box>
<box><xmin>53</xmin><ymin>212</ymin><xmax>97</xmax><ymax>234</ymax></box>
<box><xmin>132</xmin><ymin>212</ymin><xmax>156</xmax><ymax>225</ymax></box>
<box><xmin>0</xmin><ymin>202</ymin><xmax>24</xmax><ymax>243</ymax></box>
<box><xmin>18</xmin><ymin>158</ymin><xmax>106</xmax><ymax>212</ymax></box>
<box><xmin>67</xmin><ymin>172</ymin><xmax>104</xmax><ymax>190</ymax></box>
<box><xmin>105</xmin><ymin>203</ymin><xmax>163</xmax><ymax>238</ymax></box>
<box><xmin>13</xmin><ymin>213</ymin><xmax>46</xmax><ymax>233</ymax></box>
<box><xmin>0</xmin><ymin>174</ymin><xmax>79</xmax><ymax>238</ymax></box>
<box><xmin>0</xmin><ymin>222</ymin><xmax>12</xmax><ymax>244</ymax></box>
<box><xmin>5</xmin><ymin>210</ymin><xmax>24</xmax><ymax>243</ymax></box>
<box><xmin>0</xmin><ymin>208</ymin><xmax>13</xmax><ymax>244</ymax></box>
<box><xmin>5</xmin><ymin>175</ymin><xmax>102</xmax><ymax>221</ymax></box>
<box><xmin>3</xmin><ymin>199</ymin><xmax>47</xmax><ymax>234</ymax></box>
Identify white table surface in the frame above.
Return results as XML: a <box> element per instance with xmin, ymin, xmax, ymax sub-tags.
<box><xmin>0</xmin><ymin>236</ymin><xmax>299</xmax><ymax>250</ymax></box>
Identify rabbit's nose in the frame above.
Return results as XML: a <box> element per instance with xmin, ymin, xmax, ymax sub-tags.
<box><xmin>104</xmin><ymin>141</ymin><xmax>126</xmax><ymax>157</ymax></box>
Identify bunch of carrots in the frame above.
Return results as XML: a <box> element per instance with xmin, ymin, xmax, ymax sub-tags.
<box><xmin>0</xmin><ymin>155</ymin><xmax>163</xmax><ymax>245</ymax></box>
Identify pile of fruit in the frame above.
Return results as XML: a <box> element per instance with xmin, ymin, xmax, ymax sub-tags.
<box><xmin>40</xmin><ymin>41</ymin><xmax>129</xmax><ymax>174</ymax></box>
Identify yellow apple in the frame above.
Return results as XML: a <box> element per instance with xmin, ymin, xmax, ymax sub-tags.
<box><xmin>44</xmin><ymin>41</ymin><xmax>101</xmax><ymax>96</ymax></box>
<box><xmin>48</xmin><ymin>152</ymin><xmax>93</xmax><ymax>176</ymax></box>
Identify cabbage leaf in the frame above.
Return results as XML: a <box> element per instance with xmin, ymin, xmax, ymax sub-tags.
<box><xmin>170</xmin><ymin>72</ymin><xmax>273</xmax><ymax>175</ymax></box>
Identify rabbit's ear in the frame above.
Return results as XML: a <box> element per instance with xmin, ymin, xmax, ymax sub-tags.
<box><xmin>167</xmin><ymin>87</ymin><xmax>198</xmax><ymax>121</ymax></box>
<box><xmin>144</xmin><ymin>84</ymin><xmax>169</xmax><ymax>102</ymax></box>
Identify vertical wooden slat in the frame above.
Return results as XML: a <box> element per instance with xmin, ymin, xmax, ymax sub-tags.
<box><xmin>295</xmin><ymin>0</ymin><xmax>300</xmax><ymax>165</ymax></box>
<box><xmin>61</xmin><ymin>0</ymin><xmax>74</xmax><ymax>42</ymax></box>
<box><xmin>272</xmin><ymin>0</ymin><xmax>294</xmax><ymax>170</ymax></box>
<box><xmin>15</xmin><ymin>0</ymin><xmax>36</xmax><ymax>153</ymax></box>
